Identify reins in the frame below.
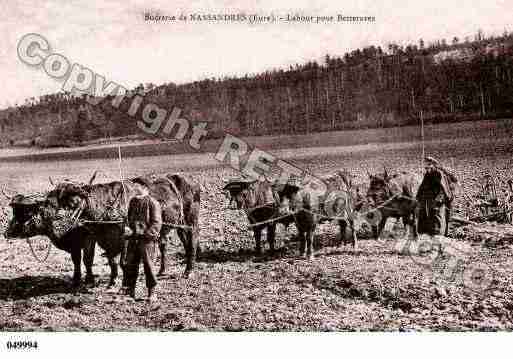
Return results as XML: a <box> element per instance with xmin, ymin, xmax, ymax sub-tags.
<box><xmin>71</xmin><ymin>178</ymin><xmax>193</xmax><ymax>231</ymax></box>
<box><xmin>234</xmin><ymin>191</ymin><xmax>415</xmax><ymax>229</ymax></box>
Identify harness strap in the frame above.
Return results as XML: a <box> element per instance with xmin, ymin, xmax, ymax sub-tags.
<box><xmin>26</xmin><ymin>236</ymin><xmax>52</xmax><ymax>263</ymax></box>
<box><xmin>247</xmin><ymin>213</ymin><xmax>293</xmax><ymax>228</ymax></box>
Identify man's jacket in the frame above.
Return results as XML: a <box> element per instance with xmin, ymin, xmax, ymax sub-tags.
<box><xmin>127</xmin><ymin>195</ymin><xmax>163</xmax><ymax>239</ymax></box>
<box><xmin>417</xmin><ymin>167</ymin><xmax>457</xmax><ymax>204</ymax></box>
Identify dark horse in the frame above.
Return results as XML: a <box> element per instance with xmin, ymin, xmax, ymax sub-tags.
<box><xmin>366</xmin><ymin>169</ymin><xmax>419</xmax><ymax>241</ymax></box>
<box><xmin>223</xmin><ymin>179</ymin><xmax>293</xmax><ymax>254</ymax></box>
<box><xmin>278</xmin><ymin>170</ymin><xmax>362</xmax><ymax>259</ymax></box>
<box><xmin>5</xmin><ymin>172</ymin><xmax>200</xmax><ymax>287</ymax></box>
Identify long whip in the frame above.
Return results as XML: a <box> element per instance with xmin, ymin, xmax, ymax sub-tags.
<box><xmin>420</xmin><ymin>109</ymin><xmax>425</xmax><ymax>170</ymax></box>
<box><xmin>118</xmin><ymin>145</ymin><xmax>128</xmax><ymax>212</ymax></box>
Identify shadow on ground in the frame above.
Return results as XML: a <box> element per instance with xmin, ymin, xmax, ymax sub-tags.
<box><xmin>195</xmin><ymin>233</ymin><xmax>349</xmax><ymax>264</ymax></box>
<box><xmin>195</xmin><ymin>247</ymin><xmax>293</xmax><ymax>264</ymax></box>
<box><xmin>176</xmin><ymin>229</ymin><xmax>399</xmax><ymax>265</ymax></box>
<box><xmin>0</xmin><ymin>275</ymin><xmax>73</xmax><ymax>300</ymax></box>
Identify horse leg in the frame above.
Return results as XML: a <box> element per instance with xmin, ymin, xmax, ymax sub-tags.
<box><xmin>371</xmin><ymin>213</ymin><xmax>381</xmax><ymax>240</ymax></box>
<box><xmin>267</xmin><ymin>224</ymin><xmax>276</xmax><ymax>253</ymax></box>
<box><xmin>178</xmin><ymin>228</ymin><xmax>197</xmax><ymax>278</ymax></box>
<box><xmin>158</xmin><ymin>240</ymin><xmax>167</xmax><ymax>276</ymax></box>
<box><xmin>346</xmin><ymin>219</ymin><xmax>358</xmax><ymax>249</ymax></box>
<box><xmin>254</xmin><ymin>228</ymin><xmax>263</xmax><ymax>255</ymax></box>
<box><xmin>375</xmin><ymin>216</ymin><xmax>387</xmax><ymax>241</ymax></box>
<box><xmin>120</xmin><ymin>236</ymin><xmax>128</xmax><ymax>270</ymax></box>
<box><xmin>71</xmin><ymin>246</ymin><xmax>82</xmax><ymax>287</ymax></box>
<box><xmin>402</xmin><ymin>214</ymin><xmax>412</xmax><ymax>240</ymax></box>
<box><xmin>191</xmin><ymin>201</ymin><xmax>201</xmax><ymax>256</ymax></box>
<box><xmin>83</xmin><ymin>239</ymin><xmax>96</xmax><ymax>287</ymax></box>
<box><xmin>107</xmin><ymin>255</ymin><xmax>119</xmax><ymax>288</ymax></box>
<box><xmin>306</xmin><ymin>229</ymin><xmax>315</xmax><ymax>260</ymax></box>
<box><xmin>298</xmin><ymin>230</ymin><xmax>306</xmax><ymax>257</ymax></box>
<box><xmin>184</xmin><ymin>229</ymin><xmax>198</xmax><ymax>277</ymax></box>
<box><xmin>411</xmin><ymin>209</ymin><xmax>419</xmax><ymax>240</ymax></box>
<box><xmin>119</xmin><ymin>238</ymin><xmax>129</xmax><ymax>288</ymax></box>
<box><xmin>195</xmin><ymin>225</ymin><xmax>201</xmax><ymax>256</ymax></box>
<box><xmin>339</xmin><ymin>220</ymin><xmax>348</xmax><ymax>246</ymax></box>
<box><xmin>158</xmin><ymin>229</ymin><xmax>172</xmax><ymax>276</ymax></box>
<box><xmin>177</xmin><ymin>229</ymin><xmax>191</xmax><ymax>278</ymax></box>
<box><xmin>352</xmin><ymin>223</ymin><xmax>358</xmax><ymax>249</ymax></box>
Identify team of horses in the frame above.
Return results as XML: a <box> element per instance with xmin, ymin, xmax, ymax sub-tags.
<box><xmin>3</xmin><ymin>165</ymin><xmax>454</xmax><ymax>288</ymax></box>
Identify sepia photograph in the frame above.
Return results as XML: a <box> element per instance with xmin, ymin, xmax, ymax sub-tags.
<box><xmin>0</xmin><ymin>0</ymin><xmax>513</xmax><ymax>355</ymax></box>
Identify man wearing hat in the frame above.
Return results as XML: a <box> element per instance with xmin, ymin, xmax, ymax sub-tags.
<box><xmin>124</xmin><ymin>176</ymin><xmax>162</xmax><ymax>301</ymax></box>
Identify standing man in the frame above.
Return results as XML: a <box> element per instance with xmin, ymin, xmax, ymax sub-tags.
<box><xmin>416</xmin><ymin>156</ymin><xmax>458</xmax><ymax>236</ymax></box>
<box><xmin>124</xmin><ymin>176</ymin><xmax>162</xmax><ymax>301</ymax></box>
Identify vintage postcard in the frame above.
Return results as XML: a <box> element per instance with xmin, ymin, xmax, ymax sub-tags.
<box><xmin>0</xmin><ymin>0</ymin><xmax>511</xmax><ymax>356</ymax></box>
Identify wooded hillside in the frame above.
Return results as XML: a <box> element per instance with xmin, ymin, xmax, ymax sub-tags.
<box><xmin>2</xmin><ymin>30</ymin><xmax>513</xmax><ymax>147</ymax></box>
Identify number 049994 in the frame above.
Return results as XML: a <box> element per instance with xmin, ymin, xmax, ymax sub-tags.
<box><xmin>6</xmin><ymin>341</ymin><xmax>38</xmax><ymax>350</ymax></box>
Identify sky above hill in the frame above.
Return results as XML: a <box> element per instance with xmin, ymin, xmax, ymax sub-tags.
<box><xmin>1</xmin><ymin>0</ymin><xmax>511</xmax><ymax>108</ymax></box>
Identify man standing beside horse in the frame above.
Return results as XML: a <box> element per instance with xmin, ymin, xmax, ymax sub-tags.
<box><xmin>124</xmin><ymin>177</ymin><xmax>163</xmax><ymax>301</ymax></box>
<box><xmin>416</xmin><ymin>156</ymin><xmax>458</xmax><ymax>236</ymax></box>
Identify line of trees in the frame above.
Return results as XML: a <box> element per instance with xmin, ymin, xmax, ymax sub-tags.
<box><xmin>1</xmin><ymin>30</ymin><xmax>513</xmax><ymax>147</ymax></box>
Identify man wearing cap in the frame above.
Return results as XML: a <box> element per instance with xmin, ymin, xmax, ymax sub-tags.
<box><xmin>124</xmin><ymin>176</ymin><xmax>162</xmax><ymax>301</ymax></box>
<box><xmin>424</xmin><ymin>156</ymin><xmax>458</xmax><ymax>184</ymax></box>
<box><xmin>417</xmin><ymin>156</ymin><xmax>458</xmax><ymax>236</ymax></box>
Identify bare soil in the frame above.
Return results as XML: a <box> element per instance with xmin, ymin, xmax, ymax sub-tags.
<box><xmin>1</xmin><ymin>134</ymin><xmax>513</xmax><ymax>331</ymax></box>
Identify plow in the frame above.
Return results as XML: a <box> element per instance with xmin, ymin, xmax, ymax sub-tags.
<box><xmin>452</xmin><ymin>174</ymin><xmax>513</xmax><ymax>226</ymax></box>
<box><xmin>450</xmin><ymin>174</ymin><xmax>513</xmax><ymax>246</ymax></box>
